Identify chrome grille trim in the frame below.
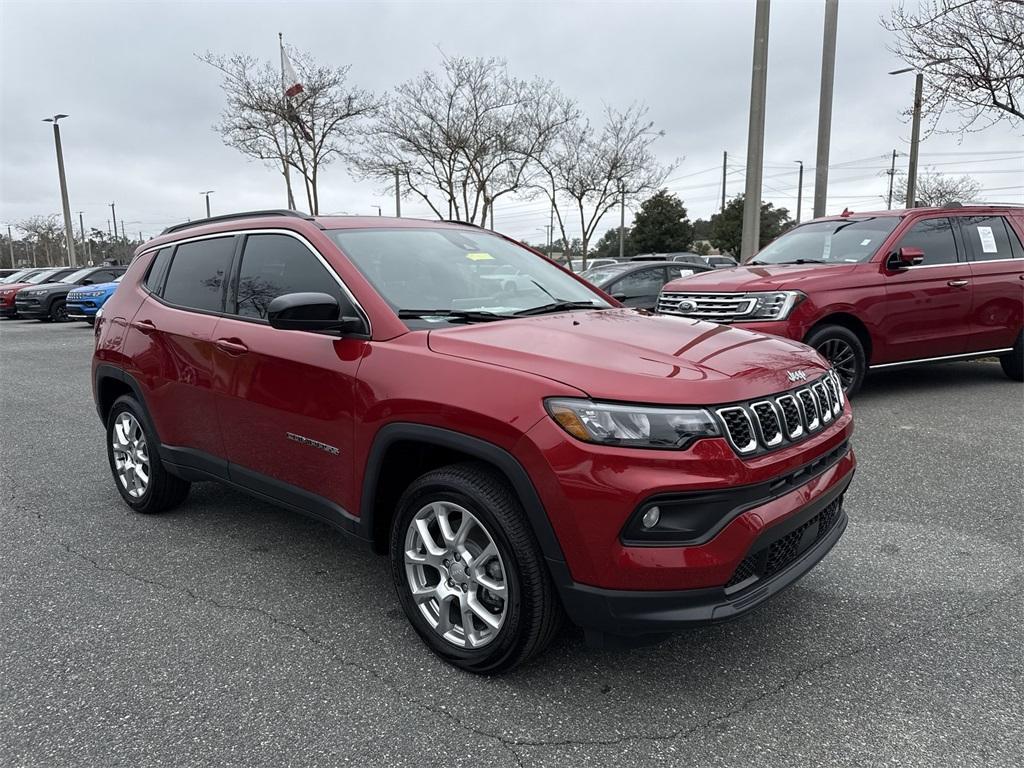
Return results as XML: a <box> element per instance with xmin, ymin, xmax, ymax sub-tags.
<box><xmin>776</xmin><ymin>394</ymin><xmax>804</xmax><ymax>440</ymax></box>
<box><xmin>750</xmin><ymin>400</ymin><xmax>784</xmax><ymax>447</ymax></box>
<box><xmin>715</xmin><ymin>407</ymin><xmax>758</xmax><ymax>454</ymax></box>
<box><xmin>796</xmin><ymin>388</ymin><xmax>821</xmax><ymax>431</ymax></box>
<box><xmin>656</xmin><ymin>292</ymin><xmax>758</xmax><ymax>321</ymax></box>
<box><xmin>813</xmin><ymin>382</ymin><xmax>833</xmax><ymax>423</ymax></box>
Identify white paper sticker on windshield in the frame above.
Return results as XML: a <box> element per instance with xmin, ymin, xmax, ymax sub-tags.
<box><xmin>821</xmin><ymin>236</ymin><xmax>832</xmax><ymax>260</ymax></box>
<box><xmin>860</xmin><ymin>239</ymin><xmax>872</xmax><ymax>246</ymax></box>
<box><xmin>976</xmin><ymin>226</ymin><xmax>998</xmax><ymax>253</ymax></box>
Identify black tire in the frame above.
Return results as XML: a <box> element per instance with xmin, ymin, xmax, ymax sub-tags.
<box><xmin>1000</xmin><ymin>331</ymin><xmax>1023</xmax><ymax>382</ymax></box>
<box><xmin>49</xmin><ymin>300</ymin><xmax>69</xmax><ymax>322</ymax></box>
<box><xmin>390</xmin><ymin>462</ymin><xmax>562</xmax><ymax>674</ymax></box>
<box><xmin>805</xmin><ymin>324</ymin><xmax>866</xmax><ymax>396</ymax></box>
<box><xmin>106</xmin><ymin>395</ymin><xmax>190</xmax><ymax>514</ymax></box>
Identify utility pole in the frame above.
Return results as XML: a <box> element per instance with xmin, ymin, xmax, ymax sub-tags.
<box><xmin>200</xmin><ymin>190</ymin><xmax>214</xmax><ymax>218</ymax></box>
<box><xmin>43</xmin><ymin>114</ymin><xmax>77</xmax><ymax>266</ymax></box>
<box><xmin>721</xmin><ymin>150</ymin><xmax>728</xmax><ymax>211</ymax></box>
<box><xmin>740</xmin><ymin>0</ymin><xmax>771</xmax><ymax>262</ymax></box>
<box><xmin>813</xmin><ymin>0</ymin><xmax>839</xmax><ymax>218</ymax></box>
<box><xmin>618</xmin><ymin>185</ymin><xmax>626</xmax><ymax>259</ymax></box>
<box><xmin>549</xmin><ymin>204</ymin><xmax>554</xmax><ymax>256</ymax></box>
<box><xmin>77</xmin><ymin>211</ymin><xmax>90</xmax><ymax>262</ymax></box>
<box><xmin>6</xmin><ymin>225</ymin><xmax>14</xmax><ymax>266</ymax></box>
<box><xmin>906</xmin><ymin>72</ymin><xmax>923</xmax><ymax>208</ymax></box>
<box><xmin>794</xmin><ymin>161</ymin><xmax>804</xmax><ymax>223</ymax></box>
<box><xmin>120</xmin><ymin>220</ymin><xmax>126</xmax><ymax>241</ymax></box>
<box><xmin>394</xmin><ymin>169</ymin><xmax>401</xmax><ymax>217</ymax></box>
<box><xmin>886</xmin><ymin>149</ymin><xmax>897</xmax><ymax>209</ymax></box>
<box><xmin>109</xmin><ymin>202</ymin><xmax>118</xmax><ymax>243</ymax></box>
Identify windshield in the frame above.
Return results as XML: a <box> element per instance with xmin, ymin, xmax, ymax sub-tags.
<box><xmin>60</xmin><ymin>267</ymin><xmax>97</xmax><ymax>284</ymax></box>
<box><xmin>750</xmin><ymin>217</ymin><xmax>901</xmax><ymax>265</ymax></box>
<box><xmin>1</xmin><ymin>269</ymin><xmax>32</xmax><ymax>283</ymax></box>
<box><xmin>26</xmin><ymin>269</ymin><xmax>61</xmax><ymax>284</ymax></box>
<box><xmin>580</xmin><ymin>264</ymin><xmax>631</xmax><ymax>285</ymax></box>
<box><xmin>330</xmin><ymin>228</ymin><xmax>610</xmax><ymax>325</ymax></box>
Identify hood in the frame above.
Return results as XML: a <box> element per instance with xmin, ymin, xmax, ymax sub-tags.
<box><xmin>23</xmin><ymin>283</ymin><xmax>73</xmax><ymax>297</ymax></box>
<box><xmin>0</xmin><ymin>281</ymin><xmax>34</xmax><ymax>294</ymax></box>
<box><xmin>665</xmin><ymin>263</ymin><xmax>859</xmax><ymax>293</ymax></box>
<box><xmin>69</xmin><ymin>281</ymin><xmax>118</xmax><ymax>298</ymax></box>
<box><xmin>427</xmin><ymin>309</ymin><xmax>828</xmax><ymax>405</ymax></box>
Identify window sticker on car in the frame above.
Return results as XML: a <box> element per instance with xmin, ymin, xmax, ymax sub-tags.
<box><xmin>860</xmin><ymin>239</ymin><xmax>871</xmax><ymax>246</ymax></box>
<box><xmin>976</xmin><ymin>226</ymin><xmax>998</xmax><ymax>253</ymax></box>
<box><xmin>466</xmin><ymin>252</ymin><xmax>494</xmax><ymax>261</ymax></box>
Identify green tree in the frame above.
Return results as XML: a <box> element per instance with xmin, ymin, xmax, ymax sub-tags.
<box><xmin>592</xmin><ymin>226</ymin><xmax>635</xmax><ymax>259</ymax></box>
<box><xmin>692</xmin><ymin>217</ymin><xmax>712</xmax><ymax>241</ymax></box>
<box><xmin>709</xmin><ymin>195</ymin><xmax>792</xmax><ymax>257</ymax></box>
<box><xmin>630</xmin><ymin>189</ymin><xmax>693</xmax><ymax>254</ymax></box>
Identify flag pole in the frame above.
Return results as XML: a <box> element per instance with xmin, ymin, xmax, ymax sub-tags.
<box><xmin>279</xmin><ymin>32</ymin><xmax>297</xmax><ymax>211</ymax></box>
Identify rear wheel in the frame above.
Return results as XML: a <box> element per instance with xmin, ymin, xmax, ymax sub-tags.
<box><xmin>106</xmin><ymin>395</ymin><xmax>190</xmax><ymax>513</ymax></box>
<box><xmin>806</xmin><ymin>324</ymin><xmax>866</xmax><ymax>395</ymax></box>
<box><xmin>1000</xmin><ymin>331</ymin><xmax>1023</xmax><ymax>382</ymax></box>
<box><xmin>390</xmin><ymin>463</ymin><xmax>562</xmax><ymax>674</ymax></box>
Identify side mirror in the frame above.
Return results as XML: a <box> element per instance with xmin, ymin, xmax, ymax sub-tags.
<box><xmin>82</xmin><ymin>279</ymin><xmax>94</xmax><ymax>285</ymax></box>
<box><xmin>611</xmin><ymin>291</ymin><xmax>627</xmax><ymax>301</ymax></box>
<box><xmin>889</xmin><ymin>246</ymin><xmax>924</xmax><ymax>269</ymax></box>
<box><xmin>267</xmin><ymin>292</ymin><xmax>366</xmax><ymax>335</ymax></box>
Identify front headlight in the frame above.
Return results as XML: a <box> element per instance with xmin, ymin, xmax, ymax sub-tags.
<box><xmin>545</xmin><ymin>398</ymin><xmax>720</xmax><ymax>449</ymax></box>
<box><xmin>745</xmin><ymin>291</ymin><xmax>806</xmax><ymax>320</ymax></box>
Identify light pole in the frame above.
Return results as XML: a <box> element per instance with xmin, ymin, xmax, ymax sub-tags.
<box><xmin>812</xmin><ymin>0</ymin><xmax>839</xmax><ymax>219</ymax></box>
<box><xmin>740</xmin><ymin>0</ymin><xmax>771</xmax><ymax>261</ymax></box>
<box><xmin>77</xmin><ymin>211</ymin><xmax>91</xmax><ymax>262</ymax></box>
<box><xmin>618</xmin><ymin>182</ymin><xmax>626</xmax><ymax>261</ymax></box>
<box><xmin>200</xmin><ymin>190</ymin><xmax>214</xmax><ymax>218</ymax></box>
<box><xmin>889</xmin><ymin>67</ymin><xmax>924</xmax><ymax>208</ymax></box>
<box><xmin>794</xmin><ymin>160</ymin><xmax>804</xmax><ymax>223</ymax></box>
<box><xmin>42</xmin><ymin>114</ymin><xmax>77</xmax><ymax>266</ymax></box>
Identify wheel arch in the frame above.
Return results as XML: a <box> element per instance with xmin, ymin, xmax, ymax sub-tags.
<box><xmin>94</xmin><ymin>364</ymin><xmax>161</xmax><ymax>442</ymax></box>
<box><xmin>360</xmin><ymin>423</ymin><xmax>567</xmax><ymax>566</ymax></box>
<box><xmin>805</xmin><ymin>312</ymin><xmax>874</xmax><ymax>364</ymax></box>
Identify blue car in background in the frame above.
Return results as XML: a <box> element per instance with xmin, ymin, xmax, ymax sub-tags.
<box><xmin>66</xmin><ymin>276</ymin><xmax>121</xmax><ymax>324</ymax></box>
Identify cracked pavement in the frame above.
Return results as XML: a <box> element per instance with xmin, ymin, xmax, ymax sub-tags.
<box><xmin>1</xmin><ymin>320</ymin><xmax>1021</xmax><ymax>767</ymax></box>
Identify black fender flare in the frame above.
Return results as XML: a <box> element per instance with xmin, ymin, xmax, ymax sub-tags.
<box><xmin>93</xmin><ymin>363</ymin><xmax>161</xmax><ymax>442</ymax></box>
<box><xmin>359</xmin><ymin>423</ymin><xmax>568</xmax><ymax>567</ymax></box>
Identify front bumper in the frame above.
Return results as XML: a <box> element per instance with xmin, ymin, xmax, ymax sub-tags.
<box><xmin>14</xmin><ymin>300</ymin><xmax>47</xmax><ymax>319</ymax></box>
<box><xmin>66</xmin><ymin>301</ymin><xmax>98</xmax><ymax>320</ymax></box>
<box><xmin>0</xmin><ymin>304</ymin><xmax>18</xmax><ymax>318</ymax></box>
<box><xmin>553</xmin><ymin>471</ymin><xmax>850</xmax><ymax>640</ymax></box>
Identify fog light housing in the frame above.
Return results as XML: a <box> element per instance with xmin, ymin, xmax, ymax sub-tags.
<box><xmin>641</xmin><ymin>506</ymin><xmax>661</xmax><ymax>529</ymax></box>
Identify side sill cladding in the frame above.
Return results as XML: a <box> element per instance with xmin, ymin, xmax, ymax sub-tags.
<box><xmin>359</xmin><ymin>423</ymin><xmax>568</xmax><ymax>566</ymax></box>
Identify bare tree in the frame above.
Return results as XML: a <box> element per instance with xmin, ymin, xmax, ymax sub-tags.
<box><xmin>895</xmin><ymin>168</ymin><xmax>983</xmax><ymax>206</ymax></box>
<box><xmin>883</xmin><ymin>0</ymin><xmax>1024</xmax><ymax>133</ymax></box>
<box><xmin>199</xmin><ymin>49</ymin><xmax>377</xmax><ymax>214</ymax></box>
<box><xmin>17</xmin><ymin>215</ymin><xmax>65</xmax><ymax>266</ymax></box>
<box><xmin>533</xmin><ymin>104</ymin><xmax>673</xmax><ymax>268</ymax></box>
<box><xmin>352</xmin><ymin>55</ymin><xmax>578</xmax><ymax>225</ymax></box>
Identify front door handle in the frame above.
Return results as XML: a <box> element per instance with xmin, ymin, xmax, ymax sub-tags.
<box><xmin>947</xmin><ymin>279</ymin><xmax>969</xmax><ymax>288</ymax></box>
<box><xmin>215</xmin><ymin>338</ymin><xmax>249</xmax><ymax>355</ymax></box>
<box><xmin>131</xmin><ymin>319</ymin><xmax>157</xmax><ymax>333</ymax></box>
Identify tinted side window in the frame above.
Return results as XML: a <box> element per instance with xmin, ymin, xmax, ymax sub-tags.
<box><xmin>233</xmin><ymin>234</ymin><xmax>343</xmax><ymax>320</ymax></box>
<box><xmin>89</xmin><ymin>270</ymin><xmax>117</xmax><ymax>283</ymax></box>
<box><xmin>959</xmin><ymin>216</ymin><xmax>1018</xmax><ymax>261</ymax></box>
<box><xmin>897</xmin><ymin>218</ymin><xmax>959</xmax><ymax>265</ymax></box>
<box><xmin>616</xmin><ymin>267</ymin><xmax>666</xmax><ymax>296</ymax></box>
<box><xmin>145</xmin><ymin>248</ymin><xmax>173</xmax><ymax>292</ymax></box>
<box><xmin>161</xmin><ymin>237</ymin><xmax>235</xmax><ymax>312</ymax></box>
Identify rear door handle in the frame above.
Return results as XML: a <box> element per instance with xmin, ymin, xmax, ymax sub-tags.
<box><xmin>215</xmin><ymin>338</ymin><xmax>249</xmax><ymax>355</ymax></box>
<box><xmin>947</xmin><ymin>279</ymin><xmax>969</xmax><ymax>288</ymax></box>
<box><xmin>131</xmin><ymin>319</ymin><xmax>157</xmax><ymax>333</ymax></box>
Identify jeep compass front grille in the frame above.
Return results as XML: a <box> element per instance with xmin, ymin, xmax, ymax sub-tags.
<box><xmin>715</xmin><ymin>371</ymin><xmax>844</xmax><ymax>456</ymax></box>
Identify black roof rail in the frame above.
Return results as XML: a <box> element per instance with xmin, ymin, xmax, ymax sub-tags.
<box><xmin>443</xmin><ymin>219</ymin><xmax>489</xmax><ymax>229</ymax></box>
<box><xmin>160</xmin><ymin>209</ymin><xmax>320</xmax><ymax>236</ymax></box>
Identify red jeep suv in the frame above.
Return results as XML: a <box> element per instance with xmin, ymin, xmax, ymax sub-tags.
<box><xmin>93</xmin><ymin>211</ymin><xmax>855</xmax><ymax>672</ymax></box>
<box><xmin>658</xmin><ymin>205</ymin><xmax>1024</xmax><ymax>394</ymax></box>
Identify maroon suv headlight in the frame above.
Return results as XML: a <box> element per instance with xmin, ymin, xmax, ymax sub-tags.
<box><xmin>545</xmin><ymin>398</ymin><xmax>720</xmax><ymax>450</ymax></box>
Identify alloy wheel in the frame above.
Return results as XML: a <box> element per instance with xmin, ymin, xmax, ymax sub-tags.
<box><xmin>111</xmin><ymin>412</ymin><xmax>150</xmax><ymax>498</ymax></box>
<box><xmin>817</xmin><ymin>338</ymin><xmax>857</xmax><ymax>391</ymax></box>
<box><xmin>403</xmin><ymin>501</ymin><xmax>508</xmax><ymax>649</ymax></box>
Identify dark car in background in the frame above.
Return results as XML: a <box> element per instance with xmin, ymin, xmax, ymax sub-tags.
<box><xmin>581</xmin><ymin>260</ymin><xmax>713</xmax><ymax>309</ymax></box>
<box><xmin>1</xmin><ymin>268</ymin><xmax>45</xmax><ymax>284</ymax></box>
<box><xmin>0</xmin><ymin>267</ymin><xmax>78</xmax><ymax>318</ymax></box>
<box><xmin>15</xmin><ymin>265</ymin><xmax>126</xmax><ymax>322</ymax></box>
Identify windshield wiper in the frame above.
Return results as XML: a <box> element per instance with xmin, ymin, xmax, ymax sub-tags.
<box><xmin>514</xmin><ymin>300</ymin><xmax>599</xmax><ymax>316</ymax></box>
<box><xmin>397</xmin><ymin>308</ymin><xmax>508</xmax><ymax>323</ymax></box>
<box><xmin>774</xmin><ymin>259</ymin><xmax>828</xmax><ymax>265</ymax></box>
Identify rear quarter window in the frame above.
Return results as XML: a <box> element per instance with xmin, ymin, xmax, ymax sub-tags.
<box><xmin>958</xmin><ymin>215</ymin><xmax>1021</xmax><ymax>261</ymax></box>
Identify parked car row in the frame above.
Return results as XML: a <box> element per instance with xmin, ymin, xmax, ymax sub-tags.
<box><xmin>0</xmin><ymin>265</ymin><xmax>125</xmax><ymax>323</ymax></box>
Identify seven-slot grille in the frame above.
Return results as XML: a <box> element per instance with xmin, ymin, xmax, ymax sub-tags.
<box><xmin>656</xmin><ymin>292</ymin><xmax>757</xmax><ymax>321</ymax></box>
<box><xmin>714</xmin><ymin>371</ymin><xmax>845</xmax><ymax>456</ymax></box>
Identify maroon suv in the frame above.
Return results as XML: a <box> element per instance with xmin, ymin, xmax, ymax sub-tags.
<box><xmin>93</xmin><ymin>211</ymin><xmax>855</xmax><ymax>672</ymax></box>
<box><xmin>658</xmin><ymin>205</ymin><xmax>1024</xmax><ymax>393</ymax></box>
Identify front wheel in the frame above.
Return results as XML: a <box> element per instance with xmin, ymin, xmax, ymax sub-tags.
<box><xmin>49</xmin><ymin>300</ymin><xmax>69</xmax><ymax>322</ymax></box>
<box><xmin>1000</xmin><ymin>331</ymin><xmax>1023</xmax><ymax>382</ymax></box>
<box><xmin>390</xmin><ymin>463</ymin><xmax>562</xmax><ymax>674</ymax></box>
<box><xmin>806</xmin><ymin>324</ymin><xmax>866</xmax><ymax>396</ymax></box>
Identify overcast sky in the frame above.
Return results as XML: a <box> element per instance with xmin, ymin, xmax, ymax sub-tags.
<box><xmin>1</xmin><ymin>0</ymin><xmax>1021</xmax><ymax>245</ymax></box>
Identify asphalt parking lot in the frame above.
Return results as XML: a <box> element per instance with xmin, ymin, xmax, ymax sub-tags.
<box><xmin>1</xmin><ymin>319</ymin><xmax>1021</xmax><ymax>767</ymax></box>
